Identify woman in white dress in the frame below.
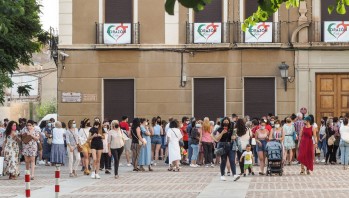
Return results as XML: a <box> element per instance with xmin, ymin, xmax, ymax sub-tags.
<box><xmin>167</xmin><ymin>120</ymin><xmax>183</xmax><ymax>172</ymax></box>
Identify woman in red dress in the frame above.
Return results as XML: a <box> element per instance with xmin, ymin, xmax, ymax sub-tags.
<box><xmin>298</xmin><ymin>116</ymin><xmax>317</xmax><ymax>175</ymax></box>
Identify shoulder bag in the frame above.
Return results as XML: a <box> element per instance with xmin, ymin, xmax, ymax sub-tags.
<box><xmin>71</xmin><ymin>129</ymin><xmax>83</xmax><ymax>152</ymax></box>
<box><xmin>21</xmin><ymin>133</ymin><xmax>33</xmax><ymax>144</ymax></box>
<box><xmin>171</xmin><ymin>129</ymin><xmax>184</xmax><ymax>147</ymax></box>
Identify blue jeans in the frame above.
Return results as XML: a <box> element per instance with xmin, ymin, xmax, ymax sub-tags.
<box><xmin>318</xmin><ymin>134</ymin><xmax>327</xmax><ymax>157</ymax></box>
<box><xmin>340</xmin><ymin>140</ymin><xmax>349</xmax><ymax>165</ymax></box>
<box><xmin>191</xmin><ymin>144</ymin><xmax>199</xmax><ymax>161</ymax></box>
<box><xmin>188</xmin><ymin>138</ymin><xmax>193</xmax><ymax>163</ymax></box>
<box><xmin>253</xmin><ymin>145</ymin><xmax>258</xmax><ymax>164</ymax></box>
<box><xmin>218</xmin><ymin>142</ymin><xmax>237</xmax><ymax>176</ymax></box>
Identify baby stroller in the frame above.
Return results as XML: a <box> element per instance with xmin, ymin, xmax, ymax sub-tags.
<box><xmin>265</xmin><ymin>140</ymin><xmax>283</xmax><ymax>176</ymax></box>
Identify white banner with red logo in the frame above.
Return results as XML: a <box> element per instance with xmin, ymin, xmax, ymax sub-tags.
<box><xmin>194</xmin><ymin>23</ymin><xmax>222</xmax><ymax>43</ymax></box>
<box><xmin>324</xmin><ymin>21</ymin><xmax>349</xmax><ymax>42</ymax></box>
<box><xmin>104</xmin><ymin>23</ymin><xmax>131</xmax><ymax>44</ymax></box>
<box><xmin>245</xmin><ymin>22</ymin><xmax>273</xmax><ymax>43</ymax></box>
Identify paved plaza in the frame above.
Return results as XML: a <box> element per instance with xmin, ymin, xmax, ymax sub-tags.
<box><xmin>1</xmin><ymin>160</ymin><xmax>349</xmax><ymax>198</ymax></box>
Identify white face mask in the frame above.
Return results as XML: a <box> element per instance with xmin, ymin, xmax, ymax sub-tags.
<box><xmin>260</xmin><ymin>126</ymin><xmax>265</xmax><ymax>130</ymax></box>
<box><xmin>104</xmin><ymin>127</ymin><xmax>108</xmax><ymax>131</ymax></box>
<box><xmin>72</xmin><ymin>124</ymin><xmax>76</xmax><ymax>128</ymax></box>
<box><xmin>275</xmin><ymin>124</ymin><xmax>280</xmax><ymax>128</ymax></box>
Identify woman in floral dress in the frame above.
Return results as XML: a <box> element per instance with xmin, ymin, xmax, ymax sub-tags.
<box><xmin>3</xmin><ymin>121</ymin><xmax>20</xmax><ymax>179</ymax></box>
<box><xmin>21</xmin><ymin>120</ymin><xmax>40</xmax><ymax>180</ymax></box>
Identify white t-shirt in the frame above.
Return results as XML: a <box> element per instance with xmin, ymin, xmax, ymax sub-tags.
<box><xmin>52</xmin><ymin>128</ymin><xmax>66</xmax><ymax>144</ymax></box>
<box><xmin>340</xmin><ymin>125</ymin><xmax>349</xmax><ymax>143</ymax></box>
<box><xmin>164</xmin><ymin>123</ymin><xmax>170</xmax><ymax>144</ymax></box>
<box><xmin>239</xmin><ymin>130</ymin><xmax>251</xmax><ymax>150</ymax></box>
<box><xmin>78</xmin><ymin>127</ymin><xmax>91</xmax><ymax>145</ymax></box>
<box><xmin>242</xmin><ymin>151</ymin><xmax>253</xmax><ymax>165</ymax></box>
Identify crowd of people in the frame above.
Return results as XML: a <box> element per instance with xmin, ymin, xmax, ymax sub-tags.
<box><xmin>0</xmin><ymin>112</ymin><xmax>349</xmax><ymax>181</ymax></box>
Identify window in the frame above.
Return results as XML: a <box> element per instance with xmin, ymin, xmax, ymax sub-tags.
<box><xmin>104</xmin><ymin>79</ymin><xmax>134</xmax><ymax>121</ymax></box>
<box><xmin>244</xmin><ymin>0</ymin><xmax>272</xmax><ymax>21</ymax></box>
<box><xmin>195</xmin><ymin>0</ymin><xmax>222</xmax><ymax>22</ymax></box>
<box><xmin>105</xmin><ymin>0</ymin><xmax>133</xmax><ymax>23</ymax></box>
<box><xmin>194</xmin><ymin>78</ymin><xmax>225</xmax><ymax>120</ymax></box>
<box><xmin>244</xmin><ymin>78</ymin><xmax>275</xmax><ymax>118</ymax></box>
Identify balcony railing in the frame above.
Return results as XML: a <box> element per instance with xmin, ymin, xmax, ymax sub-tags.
<box><xmin>96</xmin><ymin>23</ymin><xmax>140</xmax><ymax>44</ymax></box>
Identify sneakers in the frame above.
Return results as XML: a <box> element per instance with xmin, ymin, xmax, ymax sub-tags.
<box><xmin>292</xmin><ymin>161</ymin><xmax>298</xmax><ymax>165</ymax></box>
<box><xmin>190</xmin><ymin>164</ymin><xmax>198</xmax><ymax>168</ymax></box>
<box><xmin>105</xmin><ymin>170</ymin><xmax>111</xmax><ymax>174</ymax></box>
<box><xmin>38</xmin><ymin>160</ymin><xmax>45</xmax><ymax>165</ymax></box>
<box><xmin>220</xmin><ymin>176</ymin><xmax>226</xmax><ymax>181</ymax></box>
<box><xmin>233</xmin><ymin>175</ymin><xmax>241</xmax><ymax>181</ymax></box>
<box><xmin>127</xmin><ymin>164</ymin><xmax>132</xmax><ymax>167</ymax></box>
<box><xmin>315</xmin><ymin>159</ymin><xmax>320</xmax><ymax>163</ymax></box>
<box><xmin>243</xmin><ymin>174</ymin><xmax>246</xmax><ymax>177</ymax></box>
<box><xmin>321</xmin><ymin>159</ymin><xmax>325</xmax><ymax>163</ymax></box>
<box><xmin>210</xmin><ymin>164</ymin><xmax>215</xmax><ymax>168</ymax></box>
<box><xmin>227</xmin><ymin>172</ymin><xmax>231</xmax><ymax>176</ymax></box>
<box><xmin>91</xmin><ymin>171</ymin><xmax>96</xmax><ymax>179</ymax></box>
<box><xmin>95</xmin><ymin>174</ymin><xmax>101</xmax><ymax>179</ymax></box>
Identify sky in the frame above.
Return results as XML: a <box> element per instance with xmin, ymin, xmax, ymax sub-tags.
<box><xmin>39</xmin><ymin>0</ymin><xmax>59</xmax><ymax>31</ymax></box>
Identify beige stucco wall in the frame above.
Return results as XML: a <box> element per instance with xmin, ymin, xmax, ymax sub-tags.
<box><xmin>57</xmin><ymin>49</ymin><xmax>295</xmax><ymax>123</ymax></box>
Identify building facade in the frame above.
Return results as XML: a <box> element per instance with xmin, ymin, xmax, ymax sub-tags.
<box><xmin>58</xmin><ymin>0</ymin><xmax>349</xmax><ymax>124</ymax></box>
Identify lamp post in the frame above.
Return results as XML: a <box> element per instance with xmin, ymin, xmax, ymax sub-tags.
<box><xmin>278</xmin><ymin>61</ymin><xmax>289</xmax><ymax>91</ymax></box>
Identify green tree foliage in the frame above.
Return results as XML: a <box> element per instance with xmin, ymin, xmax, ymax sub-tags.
<box><xmin>165</xmin><ymin>0</ymin><xmax>348</xmax><ymax>30</ymax></box>
<box><xmin>36</xmin><ymin>99</ymin><xmax>57</xmax><ymax>120</ymax></box>
<box><xmin>0</xmin><ymin>0</ymin><xmax>48</xmax><ymax>104</ymax></box>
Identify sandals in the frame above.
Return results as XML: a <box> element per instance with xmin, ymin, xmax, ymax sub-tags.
<box><xmin>173</xmin><ymin>167</ymin><xmax>180</xmax><ymax>172</ymax></box>
<box><xmin>300</xmin><ymin>168</ymin><xmax>305</xmax><ymax>175</ymax></box>
<box><xmin>306</xmin><ymin>170</ymin><xmax>310</xmax><ymax>175</ymax></box>
<box><xmin>259</xmin><ymin>172</ymin><xmax>265</xmax><ymax>175</ymax></box>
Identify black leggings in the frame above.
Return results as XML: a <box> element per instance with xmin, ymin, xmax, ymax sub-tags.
<box><xmin>111</xmin><ymin>147</ymin><xmax>124</xmax><ymax>176</ymax></box>
<box><xmin>100</xmin><ymin>153</ymin><xmax>111</xmax><ymax>170</ymax></box>
<box><xmin>326</xmin><ymin>145</ymin><xmax>338</xmax><ymax>163</ymax></box>
<box><xmin>202</xmin><ymin>142</ymin><xmax>213</xmax><ymax>164</ymax></box>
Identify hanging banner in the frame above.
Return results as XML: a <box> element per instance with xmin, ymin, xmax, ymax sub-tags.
<box><xmin>324</xmin><ymin>21</ymin><xmax>349</xmax><ymax>42</ymax></box>
<box><xmin>194</xmin><ymin>23</ymin><xmax>222</xmax><ymax>43</ymax></box>
<box><xmin>245</xmin><ymin>22</ymin><xmax>273</xmax><ymax>43</ymax></box>
<box><xmin>103</xmin><ymin>23</ymin><xmax>131</xmax><ymax>44</ymax></box>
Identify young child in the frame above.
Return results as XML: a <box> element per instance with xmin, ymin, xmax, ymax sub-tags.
<box><xmin>240</xmin><ymin>144</ymin><xmax>254</xmax><ymax>176</ymax></box>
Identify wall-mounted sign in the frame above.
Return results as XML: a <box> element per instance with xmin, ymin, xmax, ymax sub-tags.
<box><xmin>194</xmin><ymin>23</ymin><xmax>222</xmax><ymax>43</ymax></box>
<box><xmin>83</xmin><ymin>94</ymin><xmax>97</xmax><ymax>102</ymax></box>
<box><xmin>62</xmin><ymin>92</ymin><xmax>81</xmax><ymax>103</ymax></box>
<box><xmin>324</xmin><ymin>21</ymin><xmax>349</xmax><ymax>42</ymax></box>
<box><xmin>245</xmin><ymin>22</ymin><xmax>273</xmax><ymax>43</ymax></box>
<box><xmin>104</xmin><ymin>23</ymin><xmax>131</xmax><ymax>44</ymax></box>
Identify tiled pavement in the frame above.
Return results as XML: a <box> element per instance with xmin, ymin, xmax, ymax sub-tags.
<box><xmin>1</xmin><ymin>161</ymin><xmax>349</xmax><ymax>198</ymax></box>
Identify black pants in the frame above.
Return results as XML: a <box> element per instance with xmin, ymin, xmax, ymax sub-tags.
<box><xmin>111</xmin><ymin>147</ymin><xmax>124</xmax><ymax>176</ymax></box>
<box><xmin>202</xmin><ymin>142</ymin><xmax>213</xmax><ymax>164</ymax></box>
<box><xmin>326</xmin><ymin>144</ymin><xmax>338</xmax><ymax>163</ymax></box>
<box><xmin>100</xmin><ymin>153</ymin><xmax>111</xmax><ymax>170</ymax></box>
<box><xmin>237</xmin><ymin>150</ymin><xmax>251</xmax><ymax>174</ymax></box>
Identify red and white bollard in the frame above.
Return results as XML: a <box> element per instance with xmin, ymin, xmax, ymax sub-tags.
<box><xmin>55</xmin><ymin>165</ymin><xmax>60</xmax><ymax>198</ymax></box>
<box><xmin>25</xmin><ymin>170</ymin><xmax>30</xmax><ymax>198</ymax></box>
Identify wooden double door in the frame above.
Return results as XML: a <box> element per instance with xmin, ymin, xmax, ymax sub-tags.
<box><xmin>316</xmin><ymin>74</ymin><xmax>349</xmax><ymax>124</ymax></box>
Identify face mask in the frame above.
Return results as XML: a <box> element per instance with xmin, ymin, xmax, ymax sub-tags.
<box><xmin>275</xmin><ymin>124</ymin><xmax>280</xmax><ymax>128</ymax></box>
<box><xmin>185</xmin><ymin>121</ymin><xmax>189</xmax><ymax>124</ymax></box>
<box><xmin>157</xmin><ymin>121</ymin><xmax>161</xmax><ymax>125</ymax></box>
<box><xmin>260</xmin><ymin>126</ymin><xmax>265</xmax><ymax>130</ymax></box>
<box><xmin>72</xmin><ymin>124</ymin><xmax>76</xmax><ymax>128</ymax></box>
<box><xmin>12</xmin><ymin>125</ymin><xmax>16</xmax><ymax>131</ymax></box>
<box><xmin>223</xmin><ymin>123</ymin><xmax>229</xmax><ymax>127</ymax></box>
<box><xmin>115</xmin><ymin>124</ymin><xmax>119</xmax><ymax>128</ymax></box>
<box><xmin>47</xmin><ymin>123</ymin><xmax>52</xmax><ymax>127</ymax></box>
<box><xmin>264</xmin><ymin>119</ymin><xmax>267</xmax><ymax>123</ymax></box>
<box><xmin>270</xmin><ymin>121</ymin><xmax>274</xmax><ymax>125</ymax></box>
<box><xmin>104</xmin><ymin>127</ymin><xmax>107</xmax><ymax>131</ymax></box>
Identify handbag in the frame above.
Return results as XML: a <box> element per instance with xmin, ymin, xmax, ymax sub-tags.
<box><xmin>315</xmin><ymin>147</ymin><xmax>321</xmax><ymax>155</ymax></box>
<box><xmin>21</xmin><ymin>133</ymin><xmax>33</xmax><ymax>144</ymax></box>
<box><xmin>328</xmin><ymin>135</ymin><xmax>336</xmax><ymax>146</ymax></box>
<box><xmin>71</xmin><ymin>129</ymin><xmax>83</xmax><ymax>152</ymax></box>
<box><xmin>214</xmin><ymin>147</ymin><xmax>225</xmax><ymax>156</ymax></box>
<box><xmin>171</xmin><ymin>129</ymin><xmax>184</xmax><ymax>147</ymax></box>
